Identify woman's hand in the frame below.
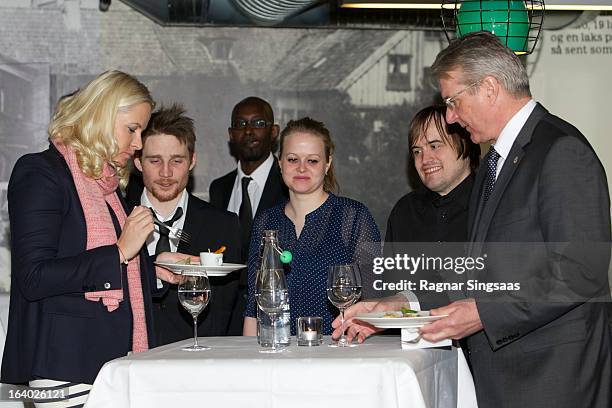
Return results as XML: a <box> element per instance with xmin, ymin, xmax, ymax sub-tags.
<box><xmin>155</xmin><ymin>252</ymin><xmax>200</xmax><ymax>285</ymax></box>
<box><xmin>117</xmin><ymin>206</ymin><xmax>154</xmax><ymax>262</ymax></box>
<box><xmin>155</xmin><ymin>251</ymin><xmax>200</xmax><ymax>265</ymax></box>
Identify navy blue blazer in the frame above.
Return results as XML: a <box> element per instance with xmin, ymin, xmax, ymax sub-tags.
<box><xmin>1</xmin><ymin>144</ymin><xmax>158</xmax><ymax>385</ymax></box>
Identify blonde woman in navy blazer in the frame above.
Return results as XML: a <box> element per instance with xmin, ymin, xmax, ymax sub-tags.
<box><xmin>1</xmin><ymin>71</ymin><xmax>186</xmax><ymax>406</ymax></box>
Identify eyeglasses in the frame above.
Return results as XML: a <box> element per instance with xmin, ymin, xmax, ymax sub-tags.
<box><xmin>443</xmin><ymin>80</ymin><xmax>481</xmax><ymax>109</ymax></box>
<box><xmin>230</xmin><ymin>118</ymin><xmax>272</xmax><ymax>130</ymax></box>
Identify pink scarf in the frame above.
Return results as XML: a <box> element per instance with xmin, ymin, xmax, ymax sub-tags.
<box><xmin>53</xmin><ymin>140</ymin><xmax>148</xmax><ymax>353</ymax></box>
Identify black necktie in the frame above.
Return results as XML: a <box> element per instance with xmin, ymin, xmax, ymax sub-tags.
<box><xmin>239</xmin><ymin>177</ymin><xmax>253</xmax><ymax>246</ymax></box>
<box><xmin>483</xmin><ymin>147</ymin><xmax>501</xmax><ymax>203</ymax></box>
<box><xmin>154</xmin><ymin>207</ymin><xmax>184</xmax><ymax>255</ymax></box>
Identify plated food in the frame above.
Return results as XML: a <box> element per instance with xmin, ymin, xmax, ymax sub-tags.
<box><xmin>354</xmin><ymin>310</ymin><xmax>447</xmax><ymax>329</ymax></box>
<box><xmin>176</xmin><ymin>257</ymin><xmax>193</xmax><ymax>265</ymax></box>
<box><xmin>383</xmin><ymin>307</ymin><xmax>419</xmax><ymax>318</ymax></box>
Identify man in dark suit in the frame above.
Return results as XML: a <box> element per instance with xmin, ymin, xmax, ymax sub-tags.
<box><xmin>132</xmin><ymin>104</ymin><xmax>242</xmax><ymax>345</ymax></box>
<box><xmin>209</xmin><ymin>96</ymin><xmax>288</xmax><ymax>334</ymax></box>
<box><xmin>419</xmin><ymin>32</ymin><xmax>611</xmax><ymax>407</ymax></box>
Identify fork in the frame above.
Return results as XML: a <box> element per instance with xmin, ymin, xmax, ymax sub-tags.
<box><xmin>152</xmin><ymin>217</ymin><xmax>192</xmax><ymax>246</ymax></box>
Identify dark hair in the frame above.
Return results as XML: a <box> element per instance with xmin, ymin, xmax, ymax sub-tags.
<box><xmin>141</xmin><ymin>103</ymin><xmax>196</xmax><ymax>158</ymax></box>
<box><xmin>408</xmin><ymin>105</ymin><xmax>480</xmax><ymax>172</ymax></box>
<box><xmin>231</xmin><ymin>96</ymin><xmax>275</xmax><ymax>123</ymax></box>
<box><xmin>279</xmin><ymin>117</ymin><xmax>338</xmax><ymax>193</ymax></box>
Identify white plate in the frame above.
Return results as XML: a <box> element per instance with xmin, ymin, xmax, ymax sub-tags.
<box><xmin>154</xmin><ymin>262</ymin><xmax>246</xmax><ymax>277</ymax></box>
<box><xmin>354</xmin><ymin>311</ymin><xmax>447</xmax><ymax>329</ymax></box>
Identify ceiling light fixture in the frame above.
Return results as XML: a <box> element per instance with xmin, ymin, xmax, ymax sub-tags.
<box><xmin>439</xmin><ymin>0</ymin><xmax>545</xmax><ymax>55</ymax></box>
<box><xmin>341</xmin><ymin>0</ymin><xmax>612</xmax><ymax>11</ymax></box>
<box><xmin>341</xmin><ymin>0</ymin><xmax>442</xmax><ymax>9</ymax></box>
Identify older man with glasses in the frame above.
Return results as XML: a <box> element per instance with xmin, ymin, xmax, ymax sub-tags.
<box><xmin>418</xmin><ymin>31</ymin><xmax>611</xmax><ymax>408</ymax></box>
<box><xmin>336</xmin><ymin>31</ymin><xmax>611</xmax><ymax>408</ymax></box>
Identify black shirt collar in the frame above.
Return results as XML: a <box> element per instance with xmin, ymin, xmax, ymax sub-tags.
<box><xmin>418</xmin><ymin>173</ymin><xmax>474</xmax><ymax>210</ymax></box>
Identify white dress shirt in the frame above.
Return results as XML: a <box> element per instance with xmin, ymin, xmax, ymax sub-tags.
<box><xmin>491</xmin><ymin>99</ymin><xmax>536</xmax><ymax>179</ymax></box>
<box><xmin>141</xmin><ymin>189</ymin><xmax>189</xmax><ymax>256</ymax></box>
<box><xmin>226</xmin><ymin>153</ymin><xmax>275</xmax><ymax>216</ymax></box>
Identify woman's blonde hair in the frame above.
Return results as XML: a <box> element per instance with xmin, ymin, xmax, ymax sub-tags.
<box><xmin>49</xmin><ymin>70</ymin><xmax>154</xmax><ymax>186</ymax></box>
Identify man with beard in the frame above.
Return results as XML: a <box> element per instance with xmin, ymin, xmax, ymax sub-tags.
<box><xmin>209</xmin><ymin>96</ymin><xmax>288</xmax><ymax>334</ymax></box>
<box><xmin>133</xmin><ymin>104</ymin><xmax>242</xmax><ymax>344</ymax></box>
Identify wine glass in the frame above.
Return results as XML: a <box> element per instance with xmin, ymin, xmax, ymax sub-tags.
<box><xmin>327</xmin><ymin>264</ymin><xmax>362</xmax><ymax>347</ymax></box>
<box><xmin>178</xmin><ymin>273</ymin><xmax>211</xmax><ymax>351</ymax></box>
<box><xmin>255</xmin><ymin>268</ymin><xmax>289</xmax><ymax>353</ymax></box>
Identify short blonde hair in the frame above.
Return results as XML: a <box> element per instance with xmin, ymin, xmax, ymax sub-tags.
<box><xmin>49</xmin><ymin>70</ymin><xmax>154</xmax><ymax>186</ymax></box>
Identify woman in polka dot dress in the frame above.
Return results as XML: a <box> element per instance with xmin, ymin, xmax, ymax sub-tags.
<box><xmin>243</xmin><ymin>117</ymin><xmax>381</xmax><ymax>336</ymax></box>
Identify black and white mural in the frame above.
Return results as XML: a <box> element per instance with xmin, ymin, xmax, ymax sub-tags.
<box><xmin>0</xmin><ymin>1</ymin><xmax>610</xmax><ymax>292</ymax></box>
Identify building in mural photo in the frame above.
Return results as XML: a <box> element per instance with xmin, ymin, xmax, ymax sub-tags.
<box><xmin>0</xmin><ymin>1</ymin><xmax>610</xmax><ymax>295</ymax></box>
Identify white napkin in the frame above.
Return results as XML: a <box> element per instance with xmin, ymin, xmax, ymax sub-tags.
<box><xmin>397</xmin><ymin>291</ymin><xmax>450</xmax><ymax>349</ymax></box>
<box><xmin>400</xmin><ymin>328</ymin><xmax>452</xmax><ymax>349</ymax></box>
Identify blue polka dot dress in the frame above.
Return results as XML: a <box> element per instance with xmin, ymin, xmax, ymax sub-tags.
<box><xmin>245</xmin><ymin>193</ymin><xmax>381</xmax><ymax>335</ymax></box>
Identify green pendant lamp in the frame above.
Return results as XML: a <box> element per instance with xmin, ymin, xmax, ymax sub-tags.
<box><xmin>441</xmin><ymin>0</ymin><xmax>545</xmax><ymax>55</ymax></box>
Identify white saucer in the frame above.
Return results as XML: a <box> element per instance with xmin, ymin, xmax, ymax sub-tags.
<box><xmin>154</xmin><ymin>262</ymin><xmax>246</xmax><ymax>277</ymax></box>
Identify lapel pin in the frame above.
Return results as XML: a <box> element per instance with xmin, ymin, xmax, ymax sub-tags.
<box><xmin>513</xmin><ymin>156</ymin><xmax>519</xmax><ymax>164</ymax></box>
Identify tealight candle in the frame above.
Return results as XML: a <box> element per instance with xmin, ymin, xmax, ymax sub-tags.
<box><xmin>297</xmin><ymin>316</ymin><xmax>323</xmax><ymax>346</ymax></box>
<box><xmin>302</xmin><ymin>329</ymin><xmax>318</xmax><ymax>342</ymax></box>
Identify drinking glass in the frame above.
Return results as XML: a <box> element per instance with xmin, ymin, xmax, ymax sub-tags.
<box><xmin>178</xmin><ymin>273</ymin><xmax>211</xmax><ymax>351</ymax></box>
<box><xmin>255</xmin><ymin>268</ymin><xmax>289</xmax><ymax>353</ymax></box>
<box><xmin>327</xmin><ymin>264</ymin><xmax>362</xmax><ymax>347</ymax></box>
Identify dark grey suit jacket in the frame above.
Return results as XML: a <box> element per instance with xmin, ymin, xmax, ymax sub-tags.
<box><xmin>465</xmin><ymin>103</ymin><xmax>612</xmax><ymax>408</ymax></box>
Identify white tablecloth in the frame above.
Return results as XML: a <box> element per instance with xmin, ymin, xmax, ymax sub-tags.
<box><xmin>86</xmin><ymin>336</ymin><xmax>477</xmax><ymax>408</ymax></box>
